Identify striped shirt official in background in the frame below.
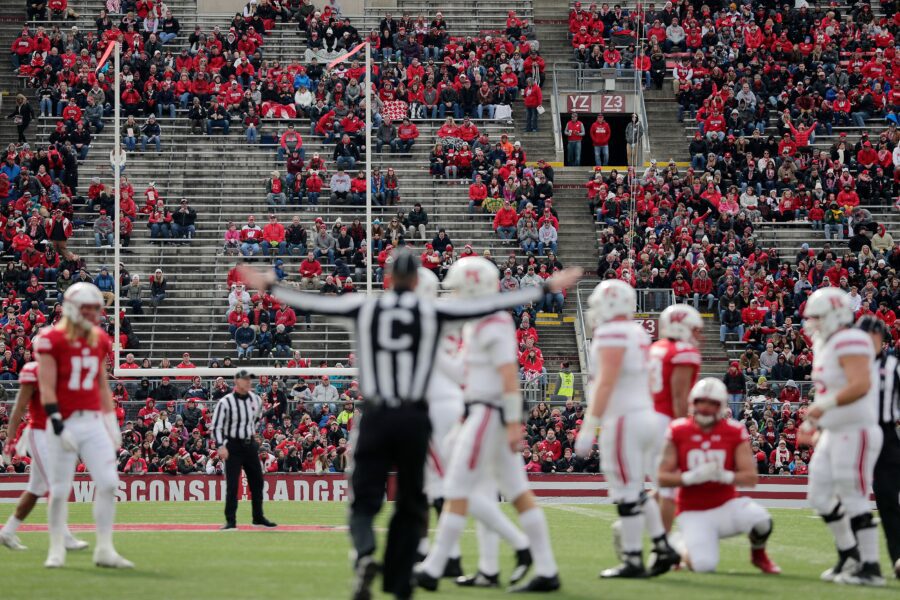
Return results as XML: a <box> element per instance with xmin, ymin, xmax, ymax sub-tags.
<box><xmin>856</xmin><ymin>315</ymin><xmax>900</xmax><ymax>578</ymax></box>
<box><xmin>211</xmin><ymin>369</ymin><xmax>277</xmax><ymax>531</ymax></box>
<box><xmin>236</xmin><ymin>251</ymin><xmax>581</xmax><ymax>600</ymax></box>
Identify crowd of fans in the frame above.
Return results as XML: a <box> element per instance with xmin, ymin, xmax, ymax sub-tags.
<box><xmin>574</xmin><ymin>0</ymin><xmax>900</xmax><ymax>475</ymax></box>
<box><xmin>5</xmin><ymin>0</ymin><xmax>897</xmax><ymax>481</ymax></box>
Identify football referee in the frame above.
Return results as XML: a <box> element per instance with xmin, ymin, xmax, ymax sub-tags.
<box><xmin>857</xmin><ymin>315</ymin><xmax>900</xmax><ymax>578</ymax></box>
<box><xmin>237</xmin><ymin>253</ymin><xmax>580</xmax><ymax>600</ymax></box>
<box><xmin>211</xmin><ymin>369</ymin><xmax>277</xmax><ymax>530</ymax></box>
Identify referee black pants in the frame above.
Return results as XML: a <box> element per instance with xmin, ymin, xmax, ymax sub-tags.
<box><xmin>350</xmin><ymin>403</ymin><xmax>430</xmax><ymax>598</ymax></box>
<box><xmin>874</xmin><ymin>425</ymin><xmax>900</xmax><ymax>564</ymax></box>
<box><xmin>224</xmin><ymin>439</ymin><xmax>266</xmax><ymax>525</ymax></box>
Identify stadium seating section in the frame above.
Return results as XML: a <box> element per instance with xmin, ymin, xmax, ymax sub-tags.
<box><xmin>0</xmin><ymin>0</ymin><xmax>897</xmax><ymax>477</ymax></box>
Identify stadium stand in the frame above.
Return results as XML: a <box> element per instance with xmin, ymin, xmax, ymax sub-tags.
<box><xmin>0</xmin><ymin>0</ymin><xmax>897</xmax><ymax>479</ymax></box>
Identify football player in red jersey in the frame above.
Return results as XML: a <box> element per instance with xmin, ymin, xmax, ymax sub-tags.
<box><xmin>659</xmin><ymin>378</ymin><xmax>780</xmax><ymax>574</ymax></box>
<box><xmin>649</xmin><ymin>304</ymin><xmax>703</xmax><ymax>531</ymax></box>
<box><xmin>36</xmin><ymin>282</ymin><xmax>133</xmax><ymax>569</ymax></box>
<box><xmin>0</xmin><ymin>361</ymin><xmax>88</xmax><ymax>552</ymax></box>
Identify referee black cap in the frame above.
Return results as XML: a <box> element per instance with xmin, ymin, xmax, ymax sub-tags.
<box><xmin>234</xmin><ymin>369</ymin><xmax>254</xmax><ymax>380</ymax></box>
<box><xmin>388</xmin><ymin>248</ymin><xmax>420</xmax><ymax>291</ymax></box>
<box><xmin>857</xmin><ymin>314</ymin><xmax>890</xmax><ymax>337</ymax></box>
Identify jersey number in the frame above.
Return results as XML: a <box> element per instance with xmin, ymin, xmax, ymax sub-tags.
<box><xmin>686</xmin><ymin>449</ymin><xmax>727</xmax><ymax>470</ymax></box>
<box><xmin>68</xmin><ymin>356</ymin><xmax>99</xmax><ymax>391</ymax></box>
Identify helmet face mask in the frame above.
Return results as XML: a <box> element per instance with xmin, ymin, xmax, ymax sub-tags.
<box><xmin>802</xmin><ymin>288</ymin><xmax>853</xmax><ymax>343</ymax></box>
<box><xmin>63</xmin><ymin>282</ymin><xmax>104</xmax><ymax>330</ymax></box>
<box><xmin>688</xmin><ymin>377</ymin><xmax>728</xmax><ymax>426</ymax></box>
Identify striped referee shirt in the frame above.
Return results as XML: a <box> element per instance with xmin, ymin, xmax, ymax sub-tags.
<box><xmin>211</xmin><ymin>390</ymin><xmax>263</xmax><ymax>445</ymax></box>
<box><xmin>876</xmin><ymin>353</ymin><xmax>900</xmax><ymax>427</ymax></box>
<box><xmin>271</xmin><ymin>284</ymin><xmax>547</xmax><ymax>407</ymax></box>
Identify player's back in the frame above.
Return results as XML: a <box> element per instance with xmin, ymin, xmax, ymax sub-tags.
<box><xmin>33</xmin><ymin>325</ymin><xmax>110</xmax><ymax>417</ymax></box>
<box><xmin>462</xmin><ymin>311</ymin><xmax>517</xmax><ymax>403</ymax></box>
<box><xmin>20</xmin><ymin>361</ymin><xmax>46</xmax><ymax>430</ymax></box>
<box><xmin>589</xmin><ymin>320</ymin><xmax>652</xmax><ymax>419</ymax></box>
<box><xmin>649</xmin><ymin>338</ymin><xmax>701</xmax><ymax>418</ymax></box>
<box><xmin>813</xmin><ymin>328</ymin><xmax>877</xmax><ymax>430</ymax></box>
<box><xmin>670</xmin><ymin>417</ymin><xmax>747</xmax><ymax>512</ymax></box>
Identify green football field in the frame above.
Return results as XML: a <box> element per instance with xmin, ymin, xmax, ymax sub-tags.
<box><xmin>0</xmin><ymin>501</ymin><xmax>897</xmax><ymax>600</ymax></box>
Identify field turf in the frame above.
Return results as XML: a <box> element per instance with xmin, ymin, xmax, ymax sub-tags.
<box><xmin>0</xmin><ymin>501</ymin><xmax>897</xmax><ymax>600</ymax></box>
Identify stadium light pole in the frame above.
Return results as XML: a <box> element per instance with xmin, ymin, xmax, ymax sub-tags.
<box><xmin>365</xmin><ymin>41</ymin><xmax>372</xmax><ymax>293</ymax></box>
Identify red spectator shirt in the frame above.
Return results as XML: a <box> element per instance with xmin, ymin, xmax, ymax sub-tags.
<box><xmin>590</xmin><ymin>121</ymin><xmax>611</xmax><ymax>146</ymax></box>
<box><xmin>33</xmin><ymin>326</ymin><xmax>112</xmax><ymax>418</ymax></box>
<box><xmin>649</xmin><ymin>339</ymin><xmax>701</xmax><ymax>418</ymax></box>
<box><xmin>669</xmin><ymin>416</ymin><xmax>747</xmax><ymax>512</ymax></box>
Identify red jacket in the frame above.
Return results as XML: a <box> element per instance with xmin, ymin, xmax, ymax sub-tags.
<box><xmin>493</xmin><ymin>207</ymin><xmax>519</xmax><ymax>229</ymax></box>
<box><xmin>523</xmin><ymin>84</ymin><xmax>543</xmax><ymax>108</ymax></box>
<box><xmin>299</xmin><ymin>259</ymin><xmax>322</xmax><ymax>278</ymax></box>
<box><xmin>590</xmin><ymin>121</ymin><xmax>611</xmax><ymax>145</ymax></box>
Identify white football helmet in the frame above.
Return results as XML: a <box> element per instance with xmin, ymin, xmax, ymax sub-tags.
<box><xmin>688</xmin><ymin>377</ymin><xmax>728</xmax><ymax>426</ymax></box>
<box><xmin>586</xmin><ymin>279</ymin><xmax>636</xmax><ymax>326</ymax></box>
<box><xmin>443</xmin><ymin>257</ymin><xmax>499</xmax><ymax>298</ymax></box>
<box><xmin>415</xmin><ymin>267</ymin><xmax>440</xmax><ymax>299</ymax></box>
<box><xmin>803</xmin><ymin>287</ymin><xmax>853</xmax><ymax>342</ymax></box>
<box><xmin>659</xmin><ymin>304</ymin><xmax>703</xmax><ymax>343</ymax></box>
<box><xmin>62</xmin><ymin>282</ymin><xmax>104</xmax><ymax>328</ymax></box>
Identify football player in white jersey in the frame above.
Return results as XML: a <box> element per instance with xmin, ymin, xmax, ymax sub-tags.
<box><xmin>574</xmin><ymin>280</ymin><xmax>679</xmax><ymax>578</ymax></box>
<box><xmin>414</xmin><ymin>258</ymin><xmax>561</xmax><ymax>593</ymax></box>
<box><xmin>801</xmin><ymin>287</ymin><xmax>884</xmax><ymax>586</ymax></box>
<box><xmin>415</xmin><ymin>268</ymin><xmax>533</xmax><ymax>587</ymax></box>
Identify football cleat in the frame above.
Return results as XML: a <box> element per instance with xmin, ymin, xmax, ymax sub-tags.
<box><xmin>821</xmin><ymin>547</ymin><xmax>860</xmax><ymax>582</ymax></box>
<box><xmin>220</xmin><ymin>522</ymin><xmax>237</xmax><ymax>531</ymax></box>
<box><xmin>751</xmin><ymin>548</ymin><xmax>781</xmax><ymax>574</ymax></box>
<box><xmin>65</xmin><ymin>537</ymin><xmax>89</xmax><ymax>551</ymax></box>
<box><xmin>0</xmin><ymin>531</ymin><xmax>27</xmax><ymax>551</ymax></box>
<box><xmin>601</xmin><ymin>553</ymin><xmax>646</xmax><ymax>579</ymax></box>
<box><xmin>509</xmin><ymin>548</ymin><xmax>533</xmax><ymax>585</ymax></box>
<box><xmin>835</xmin><ymin>562</ymin><xmax>886</xmax><ymax>587</ymax></box>
<box><xmin>94</xmin><ymin>548</ymin><xmax>134</xmax><ymax>569</ymax></box>
<box><xmin>442</xmin><ymin>556</ymin><xmax>463</xmax><ymax>578</ymax></box>
<box><xmin>412</xmin><ymin>568</ymin><xmax>439</xmax><ymax>592</ymax></box>
<box><xmin>455</xmin><ymin>571</ymin><xmax>499</xmax><ymax>587</ymax></box>
<box><xmin>44</xmin><ymin>548</ymin><xmax>65</xmax><ymax>569</ymax></box>
<box><xmin>507</xmin><ymin>574</ymin><xmax>561</xmax><ymax>593</ymax></box>
<box><xmin>647</xmin><ymin>546</ymin><xmax>680</xmax><ymax>577</ymax></box>
<box><xmin>351</xmin><ymin>555</ymin><xmax>379</xmax><ymax>600</ymax></box>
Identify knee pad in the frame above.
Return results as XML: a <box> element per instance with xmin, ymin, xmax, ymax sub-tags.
<box><xmin>617</xmin><ymin>501</ymin><xmax>642</xmax><ymax>517</ymax></box>
<box><xmin>749</xmin><ymin>518</ymin><xmax>773</xmax><ymax>546</ymax></box>
<box><xmin>818</xmin><ymin>501</ymin><xmax>844</xmax><ymax>522</ymax></box>
<box><xmin>850</xmin><ymin>512</ymin><xmax>879</xmax><ymax>532</ymax></box>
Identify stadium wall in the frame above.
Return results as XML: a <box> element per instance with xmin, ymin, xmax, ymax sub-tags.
<box><xmin>0</xmin><ymin>474</ymin><xmax>852</xmax><ymax>509</ymax></box>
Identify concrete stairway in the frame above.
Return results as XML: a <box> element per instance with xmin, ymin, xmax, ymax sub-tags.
<box><xmin>644</xmin><ymin>88</ymin><xmax>689</xmax><ymax>164</ymax></box>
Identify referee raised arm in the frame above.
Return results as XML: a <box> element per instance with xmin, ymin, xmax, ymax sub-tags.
<box><xmin>237</xmin><ymin>252</ymin><xmax>581</xmax><ymax>600</ymax></box>
<box><xmin>211</xmin><ymin>369</ymin><xmax>277</xmax><ymax>531</ymax></box>
<box><xmin>857</xmin><ymin>316</ymin><xmax>900</xmax><ymax>578</ymax></box>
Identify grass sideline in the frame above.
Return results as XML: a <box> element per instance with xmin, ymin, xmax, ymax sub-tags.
<box><xmin>0</xmin><ymin>501</ymin><xmax>897</xmax><ymax>600</ymax></box>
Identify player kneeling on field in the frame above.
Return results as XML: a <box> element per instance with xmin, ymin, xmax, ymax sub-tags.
<box><xmin>658</xmin><ymin>378</ymin><xmax>781</xmax><ymax>575</ymax></box>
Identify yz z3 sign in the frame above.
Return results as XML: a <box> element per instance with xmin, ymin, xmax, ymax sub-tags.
<box><xmin>566</xmin><ymin>94</ymin><xmax>626</xmax><ymax>114</ymax></box>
